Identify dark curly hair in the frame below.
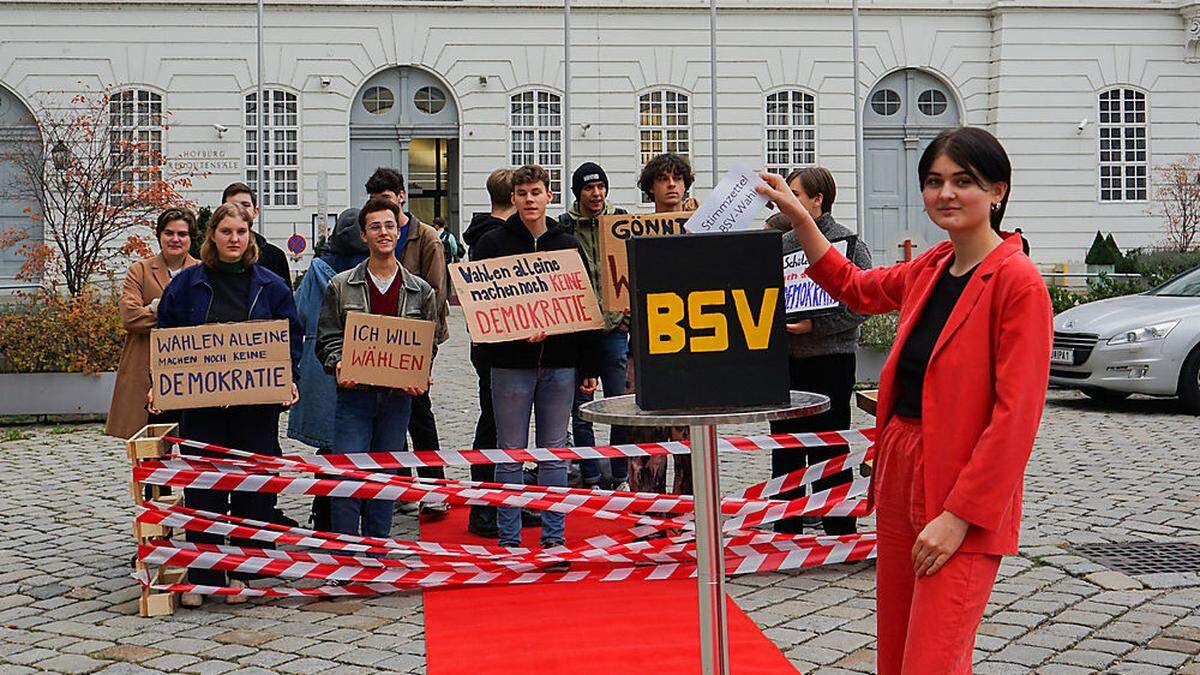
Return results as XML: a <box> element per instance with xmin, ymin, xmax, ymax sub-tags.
<box><xmin>365</xmin><ymin>167</ymin><xmax>405</xmax><ymax>196</ymax></box>
<box><xmin>638</xmin><ymin>153</ymin><xmax>694</xmax><ymax>195</ymax></box>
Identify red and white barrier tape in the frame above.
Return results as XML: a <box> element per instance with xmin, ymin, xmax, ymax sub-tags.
<box><xmin>162</xmin><ymin>427</ymin><xmax>875</xmax><ymax>470</ymax></box>
<box><xmin>133</xmin><ymin>430</ymin><xmax>877</xmax><ymax>596</ymax></box>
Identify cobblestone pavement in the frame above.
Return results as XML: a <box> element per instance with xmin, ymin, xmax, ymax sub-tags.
<box><xmin>3</xmin><ymin>312</ymin><xmax>1200</xmax><ymax>673</ymax></box>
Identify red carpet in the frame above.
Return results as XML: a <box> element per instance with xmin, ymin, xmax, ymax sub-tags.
<box><xmin>420</xmin><ymin>508</ymin><xmax>799</xmax><ymax>674</ymax></box>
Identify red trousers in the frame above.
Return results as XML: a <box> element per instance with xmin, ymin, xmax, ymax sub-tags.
<box><xmin>875</xmin><ymin>416</ymin><xmax>1001</xmax><ymax>675</ymax></box>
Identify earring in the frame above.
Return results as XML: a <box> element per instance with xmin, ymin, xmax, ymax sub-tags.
<box><xmin>991</xmin><ymin>202</ymin><xmax>1001</xmax><ymax>212</ymax></box>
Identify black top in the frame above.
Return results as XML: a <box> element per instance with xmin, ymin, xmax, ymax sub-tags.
<box><xmin>469</xmin><ymin>214</ymin><xmax>600</xmax><ymax>377</ymax></box>
<box><xmin>893</xmin><ymin>262</ymin><xmax>977</xmax><ymax>419</ymax></box>
<box><xmin>255</xmin><ymin>232</ymin><xmax>293</xmax><ymax>288</ymax></box>
<box><xmin>205</xmin><ymin>262</ymin><xmax>252</xmax><ymax>323</ymax></box>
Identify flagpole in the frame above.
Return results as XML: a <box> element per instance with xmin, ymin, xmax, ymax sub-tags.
<box><xmin>257</xmin><ymin>0</ymin><xmax>266</xmax><ymax>226</ymax></box>
<box><xmin>852</xmin><ymin>0</ymin><xmax>863</xmax><ymax>236</ymax></box>
<box><xmin>709</xmin><ymin>0</ymin><xmax>718</xmax><ymax>186</ymax></box>
<box><xmin>563</xmin><ymin>0</ymin><xmax>572</xmax><ymax>188</ymax></box>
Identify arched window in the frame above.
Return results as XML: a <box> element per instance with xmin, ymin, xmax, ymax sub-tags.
<box><xmin>509</xmin><ymin>90</ymin><xmax>563</xmax><ymax>204</ymax></box>
<box><xmin>245</xmin><ymin>89</ymin><xmax>299</xmax><ymax>207</ymax></box>
<box><xmin>1098</xmin><ymin>88</ymin><xmax>1148</xmax><ymax>202</ymax></box>
<box><xmin>764</xmin><ymin>90</ymin><xmax>816</xmax><ymax>177</ymax></box>
<box><xmin>638</xmin><ymin>89</ymin><xmax>690</xmax><ymax>167</ymax></box>
<box><xmin>108</xmin><ymin>89</ymin><xmax>164</xmax><ymax>202</ymax></box>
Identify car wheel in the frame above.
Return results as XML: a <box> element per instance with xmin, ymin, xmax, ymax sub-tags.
<box><xmin>1081</xmin><ymin>388</ymin><xmax>1132</xmax><ymax>403</ymax></box>
<box><xmin>1179</xmin><ymin>347</ymin><xmax>1200</xmax><ymax>415</ymax></box>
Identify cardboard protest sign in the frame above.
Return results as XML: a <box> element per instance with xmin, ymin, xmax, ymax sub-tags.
<box><xmin>339</xmin><ymin>312</ymin><xmax>435</xmax><ymax>390</ymax></box>
<box><xmin>783</xmin><ymin>237</ymin><xmax>854</xmax><ymax>320</ymax></box>
<box><xmin>449</xmin><ymin>249</ymin><xmax>605</xmax><ymax>343</ymax></box>
<box><xmin>151</xmin><ymin>320</ymin><xmax>292</xmax><ymax>410</ymax></box>
<box><xmin>684</xmin><ymin>162</ymin><xmax>769</xmax><ymax>234</ymax></box>
<box><xmin>597</xmin><ymin>210</ymin><xmax>691</xmax><ymax>312</ymax></box>
<box><xmin>628</xmin><ymin>230</ymin><xmax>789</xmax><ymax>410</ymax></box>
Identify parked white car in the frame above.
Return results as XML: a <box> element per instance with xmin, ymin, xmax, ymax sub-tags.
<box><xmin>1050</xmin><ymin>265</ymin><xmax>1200</xmax><ymax>414</ymax></box>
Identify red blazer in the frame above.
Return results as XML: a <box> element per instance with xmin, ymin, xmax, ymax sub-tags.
<box><xmin>807</xmin><ymin>232</ymin><xmax>1052</xmax><ymax>555</ymax></box>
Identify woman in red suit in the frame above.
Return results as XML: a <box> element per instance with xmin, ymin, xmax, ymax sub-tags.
<box><xmin>757</xmin><ymin>127</ymin><xmax>1052</xmax><ymax>674</ymax></box>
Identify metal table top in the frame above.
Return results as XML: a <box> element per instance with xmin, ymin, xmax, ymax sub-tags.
<box><xmin>578</xmin><ymin>391</ymin><xmax>830</xmax><ymax>427</ymax></box>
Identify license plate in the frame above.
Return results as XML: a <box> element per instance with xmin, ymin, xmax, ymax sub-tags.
<box><xmin>1051</xmin><ymin>348</ymin><xmax>1074</xmax><ymax>365</ymax></box>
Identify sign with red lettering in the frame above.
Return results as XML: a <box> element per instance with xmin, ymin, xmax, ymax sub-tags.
<box><xmin>597</xmin><ymin>211</ymin><xmax>691</xmax><ymax>312</ymax></box>
<box><xmin>339</xmin><ymin>313</ymin><xmax>435</xmax><ymax>390</ymax></box>
<box><xmin>449</xmin><ymin>249</ymin><xmax>604</xmax><ymax>343</ymax></box>
<box><xmin>150</xmin><ymin>320</ymin><xmax>292</xmax><ymax>410</ymax></box>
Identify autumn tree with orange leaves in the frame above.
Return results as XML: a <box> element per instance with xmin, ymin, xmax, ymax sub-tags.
<box><xmin>0</xmin><ymin>86</ymin><xmax>192</xmax><ymax>296</ymax></box>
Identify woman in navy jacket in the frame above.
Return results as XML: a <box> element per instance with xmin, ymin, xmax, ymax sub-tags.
<box><xmin>155</xmin><ymin>202</ymin><xmax>302</xmax><ymax>607</ymax></box>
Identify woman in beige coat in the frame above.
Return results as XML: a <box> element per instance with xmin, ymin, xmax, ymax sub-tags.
<box><xmin>105</xmin><ymin>208</ymin><xmax>199</xmax><ymax>438</ymax></box>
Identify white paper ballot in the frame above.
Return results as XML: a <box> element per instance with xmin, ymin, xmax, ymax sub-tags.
<box><xmin>684</xmin><ymin>163</ymin><xmax>770</xmax><ymax>234</ymax></box>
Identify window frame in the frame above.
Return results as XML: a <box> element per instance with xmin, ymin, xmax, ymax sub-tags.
<box><xmin>1097</xmin><ymin>86</ymin><xmax>1149</xmax><ymax>204</ymax></box>
<box><xmin>244</xmin><ymin>88</ymin><xmax>300</xmax><ymax>208</ymax></box>
<box><xmin>108</xmin><ymin>88</ymin><xmax>165</xmax><ymax>204</ymax></box>
<box><xmin>762</xmin><ymin>88</ymin><xmax>818</xmax><ymax>179</ymax></box>
<box><xmin>637</xmin><ymin>87</ymin><xmax>692</xmax><ymax>204</ymax></box>
<box><xmin>507</xmin><ymin>87</ymin><xmax>564</xmax><ymax>207</ymax></box>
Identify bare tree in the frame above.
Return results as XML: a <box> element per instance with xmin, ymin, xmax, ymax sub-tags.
<box><xmin>1149</xmin><ymin>155</ymin><xmax>1200</xmax><ymax>253</ymax></box>
<box><xmin>0</xmin><ymin>85</ymin><xmax>191</xmax><ymax>295</ymax></box>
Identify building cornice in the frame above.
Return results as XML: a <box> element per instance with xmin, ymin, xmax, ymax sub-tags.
<box><xmin>0</xmin><ymin>0</ymin><xmax>1190</xmax><ymax>11</ymax></box>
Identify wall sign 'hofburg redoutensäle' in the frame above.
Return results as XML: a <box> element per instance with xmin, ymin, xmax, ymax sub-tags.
<box><xmin>628</xmin><ymin>230</ymin><xmax>790</xmax><ymax>410</ymax></box>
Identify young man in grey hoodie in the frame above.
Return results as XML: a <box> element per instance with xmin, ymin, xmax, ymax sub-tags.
<box><xmin>558</xmin><ymin>162</ymin><xmax>630</xmax><ymax>490</ymax></box>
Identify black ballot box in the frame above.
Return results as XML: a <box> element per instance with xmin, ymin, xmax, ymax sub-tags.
<box><xmin>627</xmin><ymin>229</ymin><xmax>790</xmax><ymax>411</ymax></box>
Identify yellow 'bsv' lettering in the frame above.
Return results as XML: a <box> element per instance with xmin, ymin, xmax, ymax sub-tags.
<box><xmin>646</xmin><ymin>292</ymin><xmax>686</xmax><ymax>354</ymax></box>
<box><xmin>644</xmin><ymin>288</ymin><xmax>777</xmax><ymax>354</ymax></box>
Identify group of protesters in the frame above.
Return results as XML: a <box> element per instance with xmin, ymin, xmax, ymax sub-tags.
<box><xmin>104</xmin><ymin>126</ymin><xmax>1053</xmax><ymax>674</ymax></box>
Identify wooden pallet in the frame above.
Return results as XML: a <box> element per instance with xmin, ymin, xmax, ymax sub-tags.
<box><xmin>127</xmin><ymin>423</ymin><xmax>183</xmax><ymax>617</ymax></box>
<box><xmin>855</xmin><ymin>390</ymin><xmax>879</xmax><ymax>417</ymax></box>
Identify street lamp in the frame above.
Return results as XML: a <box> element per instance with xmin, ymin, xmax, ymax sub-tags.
<box><xmin>50</xmin><ymin>140</ymin><xmax>71</xmax><ymax>172</ymax></box>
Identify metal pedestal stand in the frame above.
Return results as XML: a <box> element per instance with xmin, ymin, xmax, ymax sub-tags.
<box><xmin>579</xmin><ymin>391</ymin><xmax>830</xmax><ymax>675</ymax></box>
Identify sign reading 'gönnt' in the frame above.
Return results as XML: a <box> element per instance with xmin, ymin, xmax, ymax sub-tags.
<box><xmin>339</xmin><ymin>312</ymin><xmax>435</xmax><ymax>390</ymax></box>
<box><xmin>449</xmin><ymin>249</ymin><xmax>604</xmax><ymax>343</ymax></box>
<box><xmin>150</xmin><ymin>320</ymin><xmax>293</xmax><ymax>410</ymax></box>
<box><xmin>597</xmin><ymin>211</ymin><xmax>691</xmax><ymax>312</ymax></box>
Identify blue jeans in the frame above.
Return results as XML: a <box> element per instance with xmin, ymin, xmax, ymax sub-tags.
<box><xmin>331</xmin><ymin>388</ymin><xmax>413</xmax><ymax>538</ymax></box>
<box><xmin>491</xmin><ymin>367</ymin><xmax>574</xmax><ymax>547</ymax></box>
<box><xmin>571</xmin><ymin>328</ymin><xmax>629</xmax><ymax>485</ymax></box>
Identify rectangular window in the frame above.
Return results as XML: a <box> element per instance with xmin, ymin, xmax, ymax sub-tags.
<box><xmin>108</xmin><ymin>89</ymin><xmax>164</xmax><ymax>204</ymax></box>
<box><xmin>509</xmin><ymin>90</ymin><xmax>563</xmax><ymax>204</ymax></box>
<box><xmin>764</xmin><ymin>90</ymin><xmax>816</xmax><ymax>177</ymax></box>
<box><xmin>638</xmin><ymin>90</ymin><xmax>690</xmax><ymax>167</ymax></box>
<box><xmin>245</xmin><ymin>90</ymin><xmax>299</xmax><ymax>207</ymax></box>
<box><xmin>638</xmin><ymin>90</ymin><xmax>690</xmax><ymax>202</ymax></box>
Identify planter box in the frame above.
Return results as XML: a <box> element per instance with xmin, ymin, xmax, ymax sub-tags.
<box><xmin>0</xmin><ymin>371</ymin><xmax>116</xmax><ymax>416</ymax></box>
<box><xmin>855</xmin><ymin>345</ymin><xmax>887</xmax><ymax>385</ymax></box>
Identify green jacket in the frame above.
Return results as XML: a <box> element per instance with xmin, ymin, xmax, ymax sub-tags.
<box><xmin>559</xmin><ymin>201</ymin><xmax>627</xmax><ymax>331</ymax></box>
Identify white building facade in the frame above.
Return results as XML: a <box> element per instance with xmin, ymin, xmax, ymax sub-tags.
<box><xmin>0</xmin><ymin>0</ymin><xmax>1198</xmax><ymax>274</ymax></box>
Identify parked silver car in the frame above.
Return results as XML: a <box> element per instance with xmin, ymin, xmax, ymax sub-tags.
<box><xmin>1050</xmin><ymin>265</ymin><xmax>1200</xmax><ymax>413</ymax></box>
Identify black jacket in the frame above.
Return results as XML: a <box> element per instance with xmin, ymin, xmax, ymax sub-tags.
<box><xmin>469</xmin><ymin>214</ymin><xmax>600</xmax><ymax>377</ymax></box>
<box><xmin>255</xmin><ymin>232</ymin><xmax>293</xmax><ymax>288</ymax></box>
<box><xmin>463</xmin><ymin>212</ymin><xmax>506</xmax><ymax>253</ymax></box>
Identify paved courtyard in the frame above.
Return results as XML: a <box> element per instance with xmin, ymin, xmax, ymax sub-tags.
<box><xmin>3</xmin><ymin>313</ymin><xmax>1200</xmax><ymax>674</ymax></box>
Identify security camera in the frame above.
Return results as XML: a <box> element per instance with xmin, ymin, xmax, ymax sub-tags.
<box><xmin>320</xmin><ymin>76</ymin><xmax>332</xmax><ymax>88</ymax></box>
<box><xmin>1076</xmin><ymin>118</ymin><xmax>1089</xmax><ymax>134</ymax></box>
<box><xmin>213</xmin><ymin>123</ymin><xmax>229</xmax><ymax>135</ymax></box>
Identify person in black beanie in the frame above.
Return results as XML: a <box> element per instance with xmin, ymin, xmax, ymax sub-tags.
<box><xmin>558</xmin><ymin>162</ymin><xmax>629</xmax><ymax>490</ymax></box>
